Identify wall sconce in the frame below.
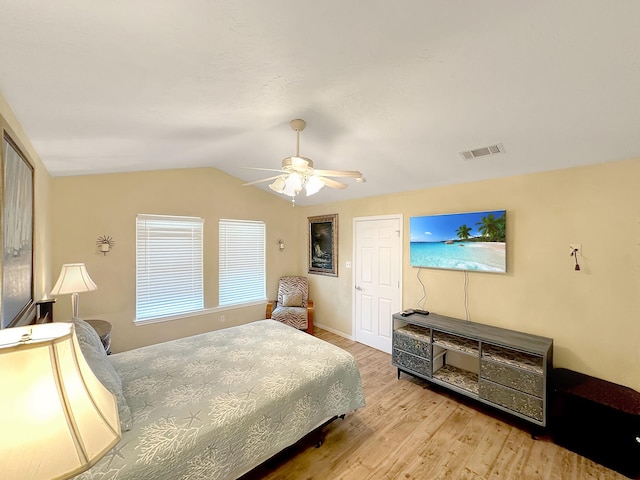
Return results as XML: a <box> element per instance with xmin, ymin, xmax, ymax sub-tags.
<box><xmin>570</xmin><ymin>248</ymin><xmax>581</xmax><ymax>271</ymax></box>
<box><xmin>277</xmin><ymin>239</ymin><xmax>285</xmax><ymax>251</ymax></box>
<box><xmin>96</xmin><ymin>235</ymin><xmax>115</xmax><ymax>255</ymax></box>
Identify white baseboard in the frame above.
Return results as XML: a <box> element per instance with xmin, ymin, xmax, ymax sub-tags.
<box><xmin>314</xmin><ymin>322</ymin><xmax>354</xmax><ymax>340</ymax></box>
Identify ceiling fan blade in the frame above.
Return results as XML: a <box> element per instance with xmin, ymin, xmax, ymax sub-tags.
<box><xmin>242</xmin><ymin>167</ymin><xmax>285</xmax><ymax>173</ymax></box>
<box><xmin>243</xmin><ymin>175</ymin><xmax>283</xmax><ymax>186</ymax></box>
<box><xmin>320</xmin><ymin>177</ymin><xmax>348</xmax><ymax>189</ymax></box>
<box><xmin>314</xmin><ymin>169</ymin><xmax>363</xmax><ymax>178</ymax></box>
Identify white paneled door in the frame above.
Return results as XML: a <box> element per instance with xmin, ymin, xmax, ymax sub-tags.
<box><xmin>353</xmin><ymin>215</ymin><xmax>402</xmax><ymax>353</ymax></box>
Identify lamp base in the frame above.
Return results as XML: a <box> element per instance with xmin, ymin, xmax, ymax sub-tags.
<box><xmin>71</xmin><ymin>292</ymin><xmax>80</xmax><ymax>320</ymax></box>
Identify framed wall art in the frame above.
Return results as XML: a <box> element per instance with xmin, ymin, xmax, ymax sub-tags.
<box><xmin>308</xmin><ymin>214</ymin><xmax>338</xmax><ymax>277</ymax></box>
<box><xmin>1</xmin><ymin>131</ymin><xmax>35</xmax><ymax>328</ymax></box>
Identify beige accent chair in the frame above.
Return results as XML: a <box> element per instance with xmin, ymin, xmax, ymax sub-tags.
<box><xmin>266</xmin><ymin>276</ymin><xmax>314</xmax><ymax>334</ymax></box>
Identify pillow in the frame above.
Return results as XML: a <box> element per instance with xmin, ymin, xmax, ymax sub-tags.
<box><xmin>73</xmin><ymin>319</ymin><xmax>133</xmax><ymax>431</ymax></box>
<box><xmin>282</xmin><ymin>293</ymin><xmax>303</xmax><ymax>307</ymax></box>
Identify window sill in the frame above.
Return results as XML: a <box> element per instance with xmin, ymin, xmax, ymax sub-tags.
<box><xmin>134</xmin><ymin>300</ymin><xmax>267</xmax><ymax>326</ymax></box>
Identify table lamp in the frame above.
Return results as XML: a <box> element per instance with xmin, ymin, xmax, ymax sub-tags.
<box><xmin>50</xmin><ymin>263</ymin><xmax>98</xmax><ymax>319</ymax></box>
<box><xmin>0</xmin><ymin>322</ymin><xmax>120</xmax><ymax>479</ymax></box>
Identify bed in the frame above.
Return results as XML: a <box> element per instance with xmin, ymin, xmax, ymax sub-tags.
<box><xmin>73</xmin><ymin>319</ymin><xmax>365</xmax><ymax>480</ymax></box>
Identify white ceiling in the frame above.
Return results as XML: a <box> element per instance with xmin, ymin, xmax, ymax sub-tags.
<box><xmin>1</xmin><ymin>1</ymin><xmax>639</xmax><ymax>206</ymax></box>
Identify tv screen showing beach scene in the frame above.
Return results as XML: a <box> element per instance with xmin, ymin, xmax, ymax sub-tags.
<box><xmin>410</xmin><ymin>210</ymin><xmax>506</xmax><ymax>273</ymax></box>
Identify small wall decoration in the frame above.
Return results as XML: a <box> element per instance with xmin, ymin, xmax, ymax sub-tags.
<box><xmin>308</xmin><ymin>214</ymin><xmax>338</xmax><ymax>277</ymax></box>
<box><xmin>96</xmin><ymin>235</ymin><xmax>115</xmax><ymax>255</ymax></box>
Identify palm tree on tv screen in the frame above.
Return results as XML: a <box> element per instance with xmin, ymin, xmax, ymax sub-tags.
<box><xmin>476</xmin><ymin>213</ymin><xmax>506</xmax><ymax>242</ymax></box>
<box><xmin>456</xmin><ymin>224</ymin><xmax>472</xmax><ymax>240</ymax></box>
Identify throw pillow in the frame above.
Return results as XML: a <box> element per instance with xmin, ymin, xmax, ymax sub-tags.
<box><xmin>282</xmin><ymin>293</ymin><xmax>303</xmax><ymax>307</ymax></box>
<box><xmin>73</xmin><ymin>319</ymin><xmax>133</xmax><ymax>431</ymax></box>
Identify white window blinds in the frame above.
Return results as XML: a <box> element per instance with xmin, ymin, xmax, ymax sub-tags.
<box><xmin>219</xmin><ymin>219</ymin><xmax>266</xmax><ymax>306</ymax></box>
<box><xmin>136</xmin><ymin>214</ymin><xmax>204</xmax><ymax>320</ymax></box>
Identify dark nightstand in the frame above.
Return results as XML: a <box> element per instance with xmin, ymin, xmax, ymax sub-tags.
<box><xmin>36</xmin><ymin>299</ymin><xmax>56</xmax><ymax>323</ymax></box>
<box><xmin>85</xmin><ymin>319</ymin><xmax>112</xmax><ymax>354</ymax></box>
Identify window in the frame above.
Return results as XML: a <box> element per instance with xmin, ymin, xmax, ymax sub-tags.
<box><xmin>219</xmin><ymin>219</ymin><xmax>266</xmax><ymax>306</ymax></box>
<box><xmin>136</xmin><ymin>214</ymin><xmax>204</xmax><ymax>321</ymax></box>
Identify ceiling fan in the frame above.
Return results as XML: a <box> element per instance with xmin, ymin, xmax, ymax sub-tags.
<box><xmin>243</xmin><ymin>119</ymin><xmax>365</xmax><ymax>203</ymax></box>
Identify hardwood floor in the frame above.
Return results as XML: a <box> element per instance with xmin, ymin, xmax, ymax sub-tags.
<box><xmin>247</xmin><ymin>328</ymin><xmax>626</xmax><ymax>480</ymax></box>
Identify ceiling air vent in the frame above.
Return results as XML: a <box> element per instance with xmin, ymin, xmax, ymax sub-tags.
<box><xmin>460</xmin><ymin>143</ymin><xmax>504</xmax><ymax>160</ymax></box>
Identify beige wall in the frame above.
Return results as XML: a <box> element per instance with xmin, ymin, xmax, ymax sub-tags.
<box><xmin>304</xmin><ymin>158</ymin><xmax>640</xmax><ymax>391</ymax></box>
<box><xmin>0</xmin><ymin>92</ymin><xmax>52</xmax><ymax>309</ymax></box>
<box><xmin>51</xmin><ymin>168</ymin><xmax>303</xmax><ymax>352</ymax></box>
<box><xmin>8</xmin><ymin>71</ymin><xmax>636</xmax><ymax>391</ymax></box>
<box><xmin>50</xmin><ymin>158</ymin><xmax>640</xmax><ymax>391</ymax></box>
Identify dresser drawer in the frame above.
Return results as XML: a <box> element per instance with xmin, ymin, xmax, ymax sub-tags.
<box><xmin>393</xmin><ymin>326</ymin><xmax>431</xmax><ymax>359</ymax></box>
<box><xmin>392</xmin><ymin>349</ymin><xmax>431</xmax><ymax>377</ymax></box>
<box><xmin>479</xmin><ymin>379</ymin><xmax>543</xmax><ymax>422</ymax></box>
<box><xmin>480</xmin><ymin>361</ymin><xmax>543</xmax><ymax>397</ymax></box>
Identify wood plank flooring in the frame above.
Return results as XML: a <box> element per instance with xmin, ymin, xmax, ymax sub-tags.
<box><xmin>245</xmin><ymin>328</ymin><xmax>626</xmax><ymax>480</ymax></box>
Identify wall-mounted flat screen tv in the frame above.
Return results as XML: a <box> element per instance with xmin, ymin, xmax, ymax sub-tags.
<box><xmin>410</xmin><ymin>210</ymin><xmax>506</xmax><ymax>273</ymax></box>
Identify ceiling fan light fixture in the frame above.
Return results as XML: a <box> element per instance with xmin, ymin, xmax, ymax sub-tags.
<box><xmin>305</xmin><ymin>175</ymin><xmax>325</xmax><ymax>196</ymax></box>
<box><xmin>282</xmin><ymin>156</ymin><xmax>313</xmax><ymax>175</ymax></box>
<box><xmin>268</xmin><ymin>176</ymin><xmax>286</xmax><ymax>193</ymax></box>
<box><xmin>243</xmin><ymin>119</ymin><xmax>364</xmax><ymax>205</ymax></box>
<box><xmin>282</xmin><ymin>172</ymin><xmax>302</xmax><ymax>196</ymax></box>
<box><xmin>293</xmin><ymin>156</ymin><xmax>312</xmax><ymax>168</ymax></box>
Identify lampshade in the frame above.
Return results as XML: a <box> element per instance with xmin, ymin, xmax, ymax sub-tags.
<box><xmin>0</xmin><ymin>323</ymin><xmax>120</xmax><ymax>480</ymax></box>
<box><xmin>50</xmin><ymin>263</ymin><xmax>98</xmax><ymax>295</ymax></box>
<box><xmin>305</xmin><ymin>175</ymin><xmax>325</xmax><ymax>196</ymax></box>
<box><xmin>268</xmin><ymin>176</ymin><xmax>286</xmax><ymax>194</ymax></box>
<box><xmin>269</xmin><ymin>171</ymin><xmax>325</xmax><ymax>201</ymax></box>
<box><xmin>282</xmin><ymin>172</ymin><xmax>302</xmax><ymax>197</ymax></box>
<box><xmin>50</xmin><ymin>263</ymin><xmax>98</xmax><ymax>319</ymax></box>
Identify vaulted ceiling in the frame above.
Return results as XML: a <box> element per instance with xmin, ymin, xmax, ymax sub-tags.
<box><xmin>1</xmin><ymin>1</ymin><xmax>639</xmax><ymax>205</ymax></box>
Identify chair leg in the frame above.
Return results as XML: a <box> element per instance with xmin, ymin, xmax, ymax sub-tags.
<box><xmin>306</xmin><ymin>301</ymin><xmax>314</xmax><ymax>334</ymax></box>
